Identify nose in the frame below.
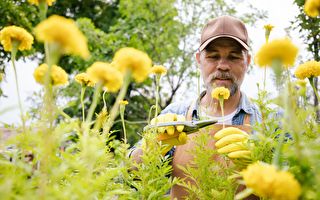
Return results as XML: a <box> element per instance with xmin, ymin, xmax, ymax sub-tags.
<box><xmin>217</xmin><ymin>58</ymin><xmax>230</xmax><ymax>71</ymax></box>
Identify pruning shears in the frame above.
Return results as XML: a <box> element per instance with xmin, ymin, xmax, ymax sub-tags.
<box><xmin>144</xmin><ymin>119</ymin><xmax>217</xmax><ymax>134</ymax></box>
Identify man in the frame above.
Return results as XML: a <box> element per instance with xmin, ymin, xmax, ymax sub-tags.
<box><xmin>131</xmin><ymin>15</ymin><xmax>261</xmax><ymax>199</ymax></box>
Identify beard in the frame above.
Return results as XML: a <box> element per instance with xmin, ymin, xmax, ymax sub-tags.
<box><xmin>207</xmin><ymin>71</ymin><xmax>239</xmax><ymax>96</ymax></box>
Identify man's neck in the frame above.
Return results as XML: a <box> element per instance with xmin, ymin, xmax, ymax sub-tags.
<box><xmin>200</xmin><ymin>90</ymin><xmax>241</xmax><ymax>116</ymax></box>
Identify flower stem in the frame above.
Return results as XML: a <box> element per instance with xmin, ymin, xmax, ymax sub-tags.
<box><xmin>219</xmin><ymin>97</ymin><xmax>225</xmax><ymax>128</ymax></box>
<box><xmin>263</xmin><ymin>67</ymin><xmax>267</xmax><ymax>91</ymax></box>
<box><xmin>43</xmin><ymin>43</ymin><xmax>61</xmax><ymax>128</ymax></box>
<box><xmin>80</xmin><ymin>86</ymin><xmax>86</xmax><ymax>123</ymax></box>
<box><xmin>120</xmin><ymin>106</ymin><xmax>127</xmax><ymax>143</ymax></box>
<box><xmin>39</xmin><ymin>0</ymin><xmax>47</xmax><ymax>21</ymax></box>
<box><xmin>155</xmin><ymin>75</ymin><xmax>160</xmax><ymax>118</ymax></box>
<box><xmin>102</xmin><ymin>90</ymin><xmax>108</xmax><ymax>108</ymax></box>
<box><xmin>86</xmin><ymin>82</ymin><xmax>102</xmax><ymax>124</ymax></box>
<box><xmin>197</xmin><ymin>69</ymin><xmax>202</xmax><ymax>118</ymax></box>
<box><xmin>44</xmin><ymin>42</ymin><xmax>50</xmax><ymax>66</ymax></box>
<box><xmin>272</xmin><ymin>131</ymin><xmax>285</xmax><ymax>168</ymax></box>
<box><xmin>104</xmin><ymin>71</ymin><xmax>131</xmax><ymax>134</ymax></box>
<box><xmin>11</xmin><ymin>41</ymin><xmax>26</xmax><ymax>132</ymax></box>
<box><xmin>309</xmin><ymin>77</ymin><xmax>320</xmax><ymax>105</ymax></box>
<box><xmin>58</xmin><ymin>109</ymin><xmax>71</xmax><ymax>121</ymax></box>
<box><xmin>148</xmin><ymin>105</ymin><xmax>156</xmax><ymax>124</ymax></box>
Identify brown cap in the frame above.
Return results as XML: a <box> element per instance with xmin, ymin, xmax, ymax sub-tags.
<box><xmin>199</xmin><ymin>15</ymin><xmax>249</xmax><ymax>51</ymax></box>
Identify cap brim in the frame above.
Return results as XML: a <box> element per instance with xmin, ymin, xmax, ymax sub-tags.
<box><xmin>199</xmin><ymin>35</ymin><xmax>249</xmax><ymax>51</ymax></box>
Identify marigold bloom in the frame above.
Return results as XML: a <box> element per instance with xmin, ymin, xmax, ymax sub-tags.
<box><xmin>28</xmin><ymin>0</ymin><xmax>56</xmax><ymax>6</ymax></box>
<box><xmin>211</xmin><ymin>87</ymin><xmax>230</xmax><ymax>100</ymax></box>
<box><xmin>113</xmin><ymin>47</ymin><xmax>152</xmax><ymax>83</ymax></box>
<box><xmin>34</xmin><ymin>15</ymin><xmax>89</xmax><ymax>59</ymax></box>
<box><xmin>304</xmin><ymin>0</ymin><xmax>320</xmax><ymax>17</ymax></box>
<box><xmin>264</xmin><ymin>24</ymin><xmax>274</xmax><ymax>42</ymax></box>
<box><xmin>264</xmin><ymin>24</ymin><xmax>274</xmax><ymax>32</ymax></box>
<box><xmin>75</xmin><ymin>72</ymin><xmax>95</xmax><ymax>87</ymax></box>
<box><xmin>119</xmin><ymin>100</ymin><xmax>129</xmax><ymax>105</ymax></box>
<box><xmin>255</xmin><ymin>38</ymin><xmax>298</xmax><ymax>67</ymax></box>
<box><xmin>242</xmin><ymin>162</ymin><xmax>301</xmax><ymax>200</ymax></box>
<box><xmin>150</xmin><ymin>65</ymin><xmax>167</xmax><ymax>76</ymax></box>
<box><xmin>0</xmin><ymin>26</ymin><xmax>33</xmax><ymax>52</ymax></box>
<box><xmin>86</xmin><ymin>62</ymin><xmax>123</xmax><ymax>92</ymax></box>
<box><xmin>34</xmin><ymin>64</ymin><xmax>68</xmax><ymax>86</ymax></box>
<box><xmin>294</xmin><ymin>60</ymin><xmax>320</xmax><ymax>79</ymax></box>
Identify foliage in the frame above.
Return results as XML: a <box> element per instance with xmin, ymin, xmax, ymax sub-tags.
<box><xmin>292</xmin><ymin>0</ymin><xmax>320</xmax><ymax>119</ymax></box>
<box><xmin>130</xmin><ymin>132</ymin><xmax>178</xmax><ymax>199</ymax></box>
<box><xmin>0</xmin><ymin>4</ymin><xmax>175</xmax><ymax>197</ymax></box>
<box><xmin>178</xmin><ymin>132</ymin><xmax>236</xmax><ymax>200</ymax></box>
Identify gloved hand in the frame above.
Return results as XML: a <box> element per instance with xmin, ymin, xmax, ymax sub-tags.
<box><xmin>149</xmin><ymin>113</ymin><xmax>188</xmax><ymax>147</ymax></box>
<box><xmin>214</xmin><ymin>127</ymin><xmax>252</xmax><ymax>164</ymax></box>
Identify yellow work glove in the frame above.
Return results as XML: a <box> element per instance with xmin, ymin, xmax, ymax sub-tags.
<box><xmin>149</xmin><ymin>113</ymin><xmax>188</xmax><ymax>154</ymax></box>
<box><xmin>214</xmin><ymin>127</ymin><xmax>252</xmax><ymax>165</ymax></box>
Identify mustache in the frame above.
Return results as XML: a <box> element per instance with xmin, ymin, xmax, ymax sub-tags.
<box><xmin>209</xmin><ymin>71</ymin><xmax>235</xmax><ymax>82</ymax></box>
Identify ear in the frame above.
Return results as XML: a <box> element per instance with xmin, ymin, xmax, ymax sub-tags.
<box><xmin>247</xmin><ymin>53</ymin><xmax>251</xmax><ymax>65</ymax></box>
<box><xmin>245</xmin><ymin>53</ymin><xmax>251</xmax><ymax>71</ymax></box>
<box><xmin>196</xmin><ymin>52</ymin><xmax>201</xmax><ymax>65</ymax></box>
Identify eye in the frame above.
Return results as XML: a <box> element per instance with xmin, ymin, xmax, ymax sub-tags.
<box><xmin>207</xmin><ymin>55</ymin><xmax>220</xmax><ymax>59</ymax></box>
<box><xmin>228</xmin><ymin>55</ymin><xmax>242</xmax><ymax>60</ymax></box>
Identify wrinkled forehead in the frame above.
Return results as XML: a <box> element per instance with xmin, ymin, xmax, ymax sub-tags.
<box><xmin>204</xmin><ymin>37</ymin><xmax>244</xmax><ymax>53</ymax></box>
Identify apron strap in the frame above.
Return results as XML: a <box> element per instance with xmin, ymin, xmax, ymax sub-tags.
<box><xmin>243</xmin><ymin>113</ymin><xmax>251</xmax><ymax>125</ymax></box>
<box><xmin>186</xmin><ymin>100</ymin><xmax>196</xmax><ymax>121</ymax></box>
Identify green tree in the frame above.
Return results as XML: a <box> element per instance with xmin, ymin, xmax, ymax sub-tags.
<box><xmin>292</xmin><ymin>0</ymin><xmax>320</xmax><ymax>119</ymax></box>
<box><xmin>0</xmin><ymin>0</ymin><xmax>119</xmax><ymax>97</ymax></box>
<box><xmin>0</xmin><ymin>0</ymin><xmax>119</xmax><ymax>67</ymax></box>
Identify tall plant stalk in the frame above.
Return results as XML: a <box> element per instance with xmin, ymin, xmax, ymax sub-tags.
<box><xmin>11</xmin><ymin>41</ymin><xmax>26</xmax><ymax>132</ymax></box>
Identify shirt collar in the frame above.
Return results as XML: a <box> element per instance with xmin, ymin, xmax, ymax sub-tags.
<box><xmin>237</xmin><ymin>92</ymin><xmax>254</xmax><ymax>115</ymax></box>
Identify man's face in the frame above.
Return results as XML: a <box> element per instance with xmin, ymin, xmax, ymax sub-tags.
<box><xmin>196</xmin><ymin>38</ymin><xmax>251</xmax><ymax>96</ymax></box>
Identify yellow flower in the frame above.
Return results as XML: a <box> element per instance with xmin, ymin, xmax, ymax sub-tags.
<box><xmin>0</xmin><ymin>26</ymin><xmax>33</xmax><ymax>52</ymax></box>
<box><xmin>255</xmin><ymin>38</ymin><xmax>298</xmax><ymax>67</ymax></box>
<box><xmin>28</xmin><ymin>0</ymin><xmax>56</xmax><ymax>6</ymax></box>
<box><xmin>304</xmin><ymin>0</ymin><xmax>320</xmax><ymax>18</ymax></box>
<box><xmin>119</xmin><ymin>100</ymin><xmax>129</xmax><ymax>105</ymax></box>
<box><xmin>241</xmin><ymin>162</ymin><xmax>301</xmax><ymax>200</ymax></box>
<box><xmin>294</xmin><ymin>60</ymin><xmax>320</xmax><ymax>79</ymax></box>
<box><xmin>113</xmin><ymin>47</ymin><xmax>152</xmax><ymax>83</ymax></box>
<box><xmin>264</xmin><ymin>24</ymin><xmax>274</xmax><ymax>32</ymax></box>
<box><xmin>75</xmin><ymin>73</ymin><xmax>95</xmax><ymax>87</ymax></box>
<box><xmin>34</xmin><ymin>15</ymin><xmax>89</xmax><ymax>59</ymax></box>
<box><xmin>264</xmin><ymin>24</ymin><xmax>274</xmax><ymax>42</ymax></box>
<box><xmin>150</xmin><ymin>65</ymin><xmax>167</xmax><ymax>76</ymax></box>
<box><xmin>33</xmin><ymin>64</ymin><xmax>69</xmax><ymax>86</ymax></box>
<box><xmin>86</xmin><ymin>62</ymin><xmax>123</xmax><ymax>92</ymax></box>
<box><xmin>211</xmin><ymin>87</ymin><xmax>230</xmax><ymax>100</ymax></box>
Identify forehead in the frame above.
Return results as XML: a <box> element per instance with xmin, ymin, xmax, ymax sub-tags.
<box><xmin>204</xmin><ymin>37</ymin><xmax>244</xmax><ymax>53</ymax></box>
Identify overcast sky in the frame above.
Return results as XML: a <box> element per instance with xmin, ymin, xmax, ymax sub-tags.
<box><xmin>0</xmin><ymin>0</ymin><xmax>305</xmax><ymax>125</ymax></box>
